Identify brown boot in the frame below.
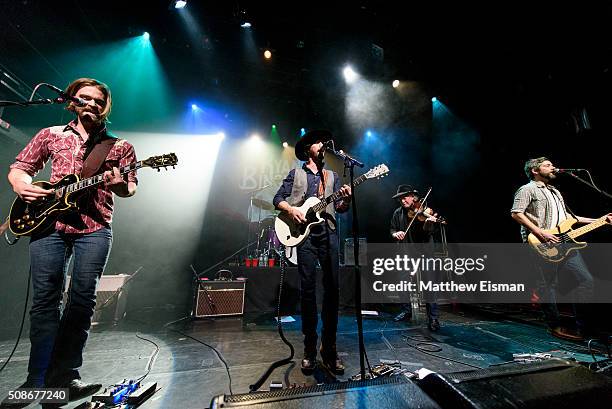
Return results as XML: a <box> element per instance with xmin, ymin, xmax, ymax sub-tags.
<box><xmin>549</xmin><ymin>326</ymin><xmax>583</xmax><ymax>342</ymax></box>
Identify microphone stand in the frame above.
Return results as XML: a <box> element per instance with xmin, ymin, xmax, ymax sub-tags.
<box><xmin>0</xmin><ymin>97</ymin><xmax>65</xmax><ymax>108</ymax></box>
<box><xmin>325</xmin><ymin>141</ymin><xmax>367</xmax><ymax>380</ymax></box>
<box><xmin>563</xmin><ymin>170</ymin><xmax>612</xmax><ymax>202</ymax></box>
<box><xmin>0</xmin><ymin>83</ymin><xmax>75</xmax><ymax>108</ymax></box>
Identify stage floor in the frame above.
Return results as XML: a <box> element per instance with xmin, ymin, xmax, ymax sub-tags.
<box><xmin>0</xmin><ymin>306</ymin><xmax>608</xmax><ymax>408</ymax></box>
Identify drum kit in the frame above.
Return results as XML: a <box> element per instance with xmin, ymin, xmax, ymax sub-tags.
<box><xmin>246</xmin><ymin>186</ymin><xmax>296</xmax><ymax>266</ymax></box>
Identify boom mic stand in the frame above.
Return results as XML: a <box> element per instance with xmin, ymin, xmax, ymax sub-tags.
<box><xmin>325</xmin><ymin>141</ymin><xmax>368</xmax><ymax>381</ymax></box>
<box><xmin>562</xmin><ymin>170</ymin><xmax>612</xmax><ymax>202</ymax></box>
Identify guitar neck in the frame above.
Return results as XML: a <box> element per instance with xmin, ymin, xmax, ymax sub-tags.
<box><xmin>64</xmin><ymin>162</ymin><xmax>144</xmax><ymax>194</ymax></box>
<box><xmin>568</xmin><ymin>216</ymin><xmax>608</xmax><ymax>240</ymax></box>
<box><xmin>312</xmin><ymin>173</ymin><xmax>368</xmax><ymax>212</ymax></box>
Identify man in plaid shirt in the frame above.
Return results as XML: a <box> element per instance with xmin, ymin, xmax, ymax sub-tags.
<box><xmin>3</xmin><ymin>78</ymin><xmax>137</xmax><ymax>407</ymax></box>
<box><xmin>511</xmin><ymin>157</ymin><xmax>611</xmax><ymax>342</ymax></box>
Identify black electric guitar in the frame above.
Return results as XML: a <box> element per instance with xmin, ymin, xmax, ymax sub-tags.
<box><xmin>8</xmin><ymin>153</ymin><xmax>178</xmax><ymax>237</ymax></box>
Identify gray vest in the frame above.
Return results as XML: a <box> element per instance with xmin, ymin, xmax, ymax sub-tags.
<box><xmin>286</xmin><ymin>167</ymin><xmax>336</xmax><ymax>229</ymax></box>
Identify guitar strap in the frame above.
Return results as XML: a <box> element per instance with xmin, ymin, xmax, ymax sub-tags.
<box><xmin>81</xmin><ymin>138</ymin><xmax>116</xmax><ymax>178</ymax></box>
<box><xmin>550</xmin><ymin>187</ymin><xmax>578</xmax><ymax>220</ymax></box>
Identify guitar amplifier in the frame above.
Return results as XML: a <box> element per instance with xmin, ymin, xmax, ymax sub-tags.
<box><xmin>195</xmin><ymin>280</ymin><xmax>246</xmax><ymax>318</ymax></box>
<box><xmin>64</xmin><ymin>274</ymin><xmax>130</xmax><ymax>325</ymax></box>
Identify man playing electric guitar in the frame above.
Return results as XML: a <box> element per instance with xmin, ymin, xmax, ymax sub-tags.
<box><xmin>511</xmin><ymin>157</ymin><xmax>612</xmax><ymax>342</ymax></box>
<box><xmin>272</xmin><ymin>129</ymin><xmax>351</xmax><ymax>375</ymax></box>
<box><xmin>3</xmin><ymin>78</ymin><xmax>137</xmax><ymax>408</ymax></box>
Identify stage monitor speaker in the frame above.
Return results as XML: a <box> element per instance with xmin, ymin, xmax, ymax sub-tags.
<box><xmin>195</xmin><ymin>280</ymin><xmax>246</xmax><ymax>318</ymax></box>
<box><xmin>210</xmin><ymin>376</ymin><xmax>441</xmax><ymax>408</ymax></box>
<box><xmin>417</xmin><ymin>358</ymin><xmax>612</xmax><ymax>409</ymax></box>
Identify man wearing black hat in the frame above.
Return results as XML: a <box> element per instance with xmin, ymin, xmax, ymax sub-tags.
<box><xmin>273</xmin><ymin>130</ymin><xmax>351</xmax><ymax>374</ymax></box>
<box><xmin>390</xmin><ymin>185</ymin><xmax>440</xmax><ymax>331</ymax></box>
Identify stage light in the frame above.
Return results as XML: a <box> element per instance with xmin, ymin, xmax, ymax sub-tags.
<box><xmin>392</xmin><ymin>80</ymin><xmax>400</xmax><ymax>88</ymax></box>
<box><xmin>264</xmin><ymin>50</ymin><xmax>272</xmax><ymax>59</ymax></box>
<box><xmin>241</xmin><ymin>22</ymin><xmax>252</xmax><ymax>28</ymax></box>
<box><xmin>366</xmin><ymin>130</ymin><xmax>372</xmax><ymax>137</ymax></box>
<box><xmin>432</xmin><ymin>97</ymin><xmax>437</xmax><ymax>102</ymax></box>
<box><xmin>343</xmin><ymin>65</ymin><xmax>358</xmax><ymax>84</ymax></box>
<box><xmin>191</xmin><ymin>103</ymin><xmax>198</xmax><ymax>110</ymax></box>
<box><xmin>174</xmin><ymin>0</ymin><xmax>187</xmax><ymax>8</ymax></box>
<box><xmin>246</xmin><ymin>133</ymin><xmax>263</xmax><ymax>151</ymax></box>
<box><xmin>272</xmin><ymin>124</ymin><xmax>276</xmax><ymax>128</ymax></box>
<box><xmin>142</xmin><ymin>32</ymin><xmax>150</xmax><ymax>40</ymax></box>
<box><xmin>282</xmin><ymin>142</ymin><xmax>289</xmax><ymax>148</ymax></box>
<box><xmin>300</xmin><ymin>128</ymin><xmax>306</xmax><ymax>136</ymax></box>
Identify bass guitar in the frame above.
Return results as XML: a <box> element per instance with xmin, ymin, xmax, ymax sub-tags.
<box><xmin>275</xmin><ymin>164</ymin><xmax>389</xmax><ymax>247</ymax></box>
<box><xmin>8</xmin><ymin>153</ymin><xmax>178</xmax><ymax>237</ymax></box>
<box><xmin>527</xmin><ymin>215</ymin><xmax>610</xmax><ymax>262</ymax></box>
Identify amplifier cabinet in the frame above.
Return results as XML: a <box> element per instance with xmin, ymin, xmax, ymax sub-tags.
<box><xmin>195</xmin><ymin>280</ymin><xmax>246</xmax><ymax>318</ymax></box>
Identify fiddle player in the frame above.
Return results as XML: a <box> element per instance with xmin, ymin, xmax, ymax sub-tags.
<box><xmin>390</xmin><ymin>184</ymin><xmax>441</xmax><ymax>331</ymax></box>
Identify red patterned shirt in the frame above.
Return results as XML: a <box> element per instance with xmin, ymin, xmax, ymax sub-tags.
<box><xmin>10</xmin><ymin>121</ymin><xmax>138</xmax><ymax>234</ymax></box>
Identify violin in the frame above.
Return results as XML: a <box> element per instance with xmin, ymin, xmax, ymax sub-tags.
<box><xmin>406</xmin><ymin>202</ymin><xmax>447</xmax><ymax>224</ymax></box>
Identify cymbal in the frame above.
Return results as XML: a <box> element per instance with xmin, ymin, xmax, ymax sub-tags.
<box><xmin>252</xmin><ymin>198</ymin><xmax>275</xmax><ymax>211</ymax></box>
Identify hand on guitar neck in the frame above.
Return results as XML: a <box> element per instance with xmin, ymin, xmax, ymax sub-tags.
<box><xmin>103</xmin><ymin>166</ymin><xmax>136</xmax><ymax>197</ymax></box>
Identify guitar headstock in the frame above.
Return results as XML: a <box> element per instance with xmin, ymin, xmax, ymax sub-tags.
<box><xmin>364</xmin><ymin>164</ymin><xmax>389</xmax><ymax>179</ymax></box>
<box><xmin>142</xmin><ymin>153</ymin><xmax>178</xmax><ymax>171</ymax></box>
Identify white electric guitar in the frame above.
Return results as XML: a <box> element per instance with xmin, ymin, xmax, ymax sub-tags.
<box><xmin>275</xmin><ymin>164</ymin><xmax>389</xmax><ymax>247</ymax></box>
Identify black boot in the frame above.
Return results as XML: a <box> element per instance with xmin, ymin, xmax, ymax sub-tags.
<box><xmin>428</xmin><ymin>318</ymin><xmax>440</xmax><ymax>332</ymax></box>
<box><xmin>320</xmin><ymin>345</ymin><xmax>344</xmax><ymax>375</ymax></box>
<box><xmin>301</xmin><ymin>352</ymin><xmax>317</xmax><ymax>373</ymax></box>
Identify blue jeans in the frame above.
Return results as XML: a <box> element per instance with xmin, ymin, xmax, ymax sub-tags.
<box><xmin>27</xmin><ymin>227</ymin><xmax>112</xmax><ymax>386</ymax></box>
<box><xmin>537</xmin><ymin>251</ymin><xmax>594</xmax><ymax>330</ymax></box>
<box><xmin>297</xmin><ymin>231</ymin><xmax>339</xmax><ymax>356</ymax></box>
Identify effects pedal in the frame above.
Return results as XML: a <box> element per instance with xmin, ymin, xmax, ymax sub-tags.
<box><xmin>91</xmin><ymin>380</ymin><xmax>157</xmax><ymax>406</ymax></box>
<box><xmin>350</xmin><ymin>363</ymin><xmax>396</xmax><ymax>381</ymax></box>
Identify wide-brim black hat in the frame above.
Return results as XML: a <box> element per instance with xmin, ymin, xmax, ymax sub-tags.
<box><xmin>392</xmin><ymin>184</ymin><xmax>420</xmax><ymax>199</ymax></box>
<box><xmin>294</xmin><ymin>129</ymin><xmax>333</xmax><ymax>161</ymax></box>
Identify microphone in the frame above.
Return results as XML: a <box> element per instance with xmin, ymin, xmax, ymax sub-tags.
<box><xmin>317</xmin><ymin>140</ymin><xmax>333</xmax><ymax>161</ymax></box>
<box><xmin>45</xmin><ymin>84</ymin><xmax>87</xmax><ymax>107</ymax></box>
<box><xmin>553</xmin><ymin>168</ymin><xmax>585</xmax><ymax>174</ymax></box>
<box><xmin>322</xmin><ymin>140</ymin><xmax>364</xmax><ymax>167</ymax></box>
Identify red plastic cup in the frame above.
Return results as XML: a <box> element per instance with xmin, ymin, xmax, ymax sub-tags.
<box><xmin>245</xmin><ymin>258</ymin><xmax>252</xmax><ymax>267</ymax></box>
<box><xmin>252</xmin><ymin>258</ymin><xmax>259</xmax><ymax>267</ymax></box>
<box><xmin>268</xmin><ymin>258</ymin><xmax>276</xmax><ymax>267</ymax></box>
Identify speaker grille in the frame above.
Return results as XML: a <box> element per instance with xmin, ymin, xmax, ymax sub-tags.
<box><xmin>448</xmin><ymin>359</ymin><xmax>573</xmax><ymax>383</ymax></box>
<box><xmin>195</xmin><ymin>286</ymin><xmax>245</xmax><ymax>317</ymax></box>
<box><xmin>224</xmin><ymin>376</ymin><xmax>408</xmax><ymax>403</ymax></box>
